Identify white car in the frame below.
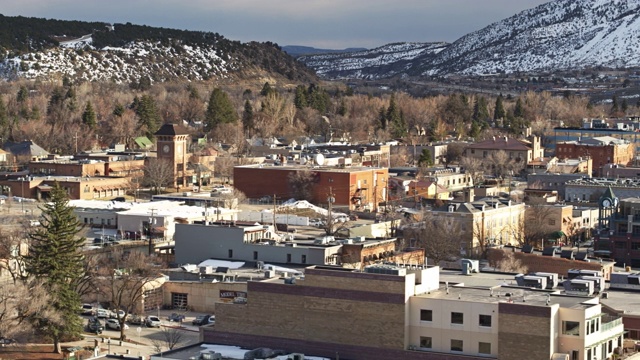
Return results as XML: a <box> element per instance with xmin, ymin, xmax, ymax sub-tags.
<box><xmin>106</xmin><ymin>318</ymin><xmax>129</xmax><ymax>331</ymax></box>
<box><xmin>96</xmin><ymin>309</ymin><xmax>110</xmax><ymax>318</ymax></box>
<box><xmin>146</xmin><ymin>315</ymin><xmax>161</xmax><ymax>328</ymax></box>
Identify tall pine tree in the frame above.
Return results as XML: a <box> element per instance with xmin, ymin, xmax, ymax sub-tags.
<box><xmin>494</xmin><ymin>95</ymin><xmax>506</xmax><ymax>120</ymax></box>
<box><xmin>25</xmin><ymin>183</ymin><xmax>85</xmax><ymax>352</ymax></box>
<box><xmin>242</xmin><ymin>99</ymin><xmax>254</xmax><ymax>131</ymax></box>
<box><xmin>133</xmin><ymin>95</ymin><xmax>161</xmax><ymax>138</ymax></box>
<box><xmin>205</xmin><ymin>88</ymin><xmax>238</xmax><ymax>132</ymax></box>
<box><xmin>81</xmin><ymin>101</ymin><xmax>96</xmax><ymax>129</ymax></box>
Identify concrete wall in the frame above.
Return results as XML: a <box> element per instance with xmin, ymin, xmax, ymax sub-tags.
<box><xmin>174</xmin><ymin>223</ymin><xmax>341</xmax><ymax>265</ymax></box>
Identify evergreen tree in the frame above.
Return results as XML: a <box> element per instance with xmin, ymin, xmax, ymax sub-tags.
<box><xmin>469</xmin><ymin>120</ymin><xmax>481</xmax><ymax>139</ymax></box>
<box><xmin>386</xmin><ymin>93</ymin><xmax>401</xmax><ymax>129</ymax></box>
<box><xmin>242</xmin><ymin>99</ymin><xmax>254</xmax><ymax>131</ymax></box>
<box><xmin>294</xmin><ymin>85</ymin><xmax>308</xmax><ymax>109</ymax></box>
<box><xmin>81</xmin><ymin>101</ymin><xmax>96</xmax><ymax>129</ymax></box>
<box><xmin>113</xmin><ymin>102</ymin><xmax>125</xmax><ymax>117</ymax></box>
<box><xmin>337</xmin><ymin>98</ymin><xmax>347</xmax><ymax>117</ymax></box>
<box><xmin>47</xmin><ymin>87</ymin><xmax>66</xmax><ymax>116</ymax></box>
<box><xmin>418</xmin><ymin>148</ymin><xmax>434</xmax><ymax>167</ymax></box>
<box><xmin>391</xmin><ymin>110</ymin><xmax>407</xmax><ymax>138</ymax></box>
<box><xmin>611</xmin><ymin>96</ymin><xmax>619</xmax><ymax>114</ymax></box>
<box><xmin>187</xmin><ymin>84</ymin><xmax>200</xmax><ymax>100</ymax></box>
<box><xmin>25</xmin><ymin>183</ymin><xmax>85</xmax><ymax>352</ymax></box>
<box><xmin>472</xmin><ymin>96</ymin><xmax>490</xmax><ymax>123</ymax></box>
<box><xmin>307</xmin><ymin>85</ymin><xmax>330</xmax><ymax>114</ymax></box>
<box><xmin>621</xmin><ymin>98</ymin><xmax>628</xmax><ymax>113</ymax></box>
<box><xmin>260</xmin><ymin>82</ymin><xmax>274</xmax><ymax>97</ymax></box>
<box><xmin>514</xmin><ymin>98</ymin><xmax>525</xmax><ymax>118</ymax></box>
<box><xmin>378</xmin><ymin>106</ymin><xmax>387</xmax><ymax>131</ymax></box>
<box><xmin>493</xmin><ymin>95</ymin><xmax>505</xmax><ymax>120</ymax></box>
<box><xmin>134</xmin><ymin>95</ymin><xmax>161</xmax><ymax>138</ymax></box>
<box><xmin>17</xmin><ymin>85</ymin><xmax>28</xmax><ymax>103</ymax></box>
<box><xmin>0</xmin><ymin>96</ymin><xmax>7</xmax><ymax>135</ymax></box>
<box><xmin>205</xmin><ymin>88</ymin><xmax>238</xmax><ymax>131</ymax></box>
<box><xmin>65</xmin><ymin>87</ymin><xmax>78</xmax><ymax>112</ymax></box>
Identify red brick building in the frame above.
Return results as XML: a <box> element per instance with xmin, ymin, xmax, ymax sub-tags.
<box><xmin>233</xmin><ymin>164</ymin><xmax>388</xmax><ymax>212</ymax></box>
<box><xmin>556</xmin><ymin>136</ymin><xmax>635</xmax><ymax>176</ymax></box>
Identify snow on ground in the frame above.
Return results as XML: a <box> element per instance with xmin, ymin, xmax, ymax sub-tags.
<box><xmin>279</xmin><ymin>200</ymin><xmax>347</xmax><ymax>218</ymax></box>
<box><xmin>197</xmin><ymin>259</ymin><xmax>245</xmax><ymax>269</ymax></box>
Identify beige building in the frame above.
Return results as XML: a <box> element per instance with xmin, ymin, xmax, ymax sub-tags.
<box><xmin>429</xmin><ymin>198</ymin><xmax>526</xmax><ymax>255</ymax></box>
<box><xmin>463</xmin><ymin>136</ymin><xmax>544</xmax><ymax>165</ymax></box>
<box><xmin>206</xmin><ymin>265</ymin><xmax>623</xmax><ymax>360</ymax></box>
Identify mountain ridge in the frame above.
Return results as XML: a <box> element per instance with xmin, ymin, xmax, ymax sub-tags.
<box><xmin>297</xmin><ymin>0</ymin><xmax>640</xmax><ymax>79</ymax></box>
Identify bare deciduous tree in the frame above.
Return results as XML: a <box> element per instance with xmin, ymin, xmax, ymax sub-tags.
<box><xmin>460</xmin><ymin>156</ymin><xmax>484</xmax><ymax>186</ymax></box>
<box><xmin>404</xmin><ymin>212</ymin><xmax>462</xmax><ymax>265</ymax></box>
<box><xmin>287</xmin><ymin>170</ymin><xmax>316</xmax><ymax>201</ymax></box>
<box><xmin>143</xmin><ymin>158</ymin><xmax>174</xmax><ymax>194</ymax></box>
<box><xmin>91</xmin><ymin>248</ymin><xmax>164</xmax><ymax>340</ymax></box>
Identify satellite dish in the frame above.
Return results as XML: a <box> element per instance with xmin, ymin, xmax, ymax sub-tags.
<box><xmin>314</xmin><ymin>153</ymin><xmax>325</xmax><ymax>166</ymax></box>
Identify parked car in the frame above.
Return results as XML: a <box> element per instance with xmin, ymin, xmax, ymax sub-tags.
<box><xmin>96</xmin><ymin>309</ymin><xmax>110</xmax><ymax>318</ymax></box>
<box><xmin>106</xmin><ymin>318</ymin><xmax>129</xmax><ymax>331</ymax></box>
<box><xmin>167</xmin><ymin>313</ymin><xmax>185</xmax><ymax>322</ymax></box>
<box><xmin>192</xmin><ymin>314</ymin><xmax>214</xmax><ymax>326</ymax></box>
<box><xmin>80</xmin><ymin>303</ymin><xmax>94</xmax><ymax>315</ymax></box>
<box><xmin>111</xmin><ymin>310</ymin><xmax>126</xmax><ymax>320</ymax></box>
<box><xmin>128</xmin><ymin>314</ymin><xmax>144</xmax><ymax>325</ymax></box>
<box><xmin>146</xmin><ymin>315</ymin><xmax>161</xmax><ymax>328</ymax></box>
<box><xmin>88</xmin><ymin>317</ymin><xmax>104</xmax><ymax>334</ymax></box>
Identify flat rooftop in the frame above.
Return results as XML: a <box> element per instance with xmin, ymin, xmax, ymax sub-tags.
<box><xmin>600</xmin><ymin>288</ymin><xmax>640</xmax><ymax>316</ymax></box>
<box><xmin>235</xmin><ymin>163</ymin><xmax>385</xmax><ymax>173</ymax></box>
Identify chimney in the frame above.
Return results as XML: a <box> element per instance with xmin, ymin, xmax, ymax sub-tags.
<box><xmin>492</xmin><ymin>136</ymin><xmax>496</xmax><ymax>143</ymax></box>
<box><xmin>504</xmin><ymin>136</ymin><xmax>508</xmax><ymax>143</ymax></box>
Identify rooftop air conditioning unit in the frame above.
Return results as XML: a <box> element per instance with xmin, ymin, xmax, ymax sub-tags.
<box><xmin>264</xmin><ymin>270</ymin><xmax>275</xmax><ymax>279</ymax></box>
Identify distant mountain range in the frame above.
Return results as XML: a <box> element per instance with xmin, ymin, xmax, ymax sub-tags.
<box><xmin>0</xmin><ymin>15</ymin><xmax>316</xmax><ymax>83</ymax></box>
<box><xmin>297</xmin><ymin>0</ymin><xmax>640</xmax><ymax>79</ymax></box>
<box><xmin>282</xmin><ymin>45</ymin><xmax>367</xmax><ymax>57</ymax></box>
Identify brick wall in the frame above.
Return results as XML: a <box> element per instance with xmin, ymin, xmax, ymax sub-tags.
<box><xmin>498</xmin><ymin>303</ymin><xmax>553</xmax><ymax>360</ymax></box>
<box><xmin>487</xmin><ymin>248</ymin><xmax>613</xmax><ymax>280</ymax></box>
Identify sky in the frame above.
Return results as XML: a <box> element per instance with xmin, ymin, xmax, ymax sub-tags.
<box><xmin>2</xmin><ymin>0</ymin><xmax>551</xmax><ymax>49</ymax></box>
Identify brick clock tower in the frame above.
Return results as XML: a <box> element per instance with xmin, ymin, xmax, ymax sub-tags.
<box><xmin>154</xmin><ymin>124</ymin><xmax>192</xmax><ymax>190</ymax></box>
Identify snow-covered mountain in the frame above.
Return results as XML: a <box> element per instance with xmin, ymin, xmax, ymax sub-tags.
<box><xmin>298</xmin><ymin>0</ymin><xmax>640</xmax><ymax>78</ymax></box>
<box><xmin>298</xmin><ymin>42</ymin><xmax>448</xmax><ymax>79</ymax></box>
<box><xmin>0</xmin><ymin>16</ymin><xmax>316</xmax><ymax>83</ymax></box>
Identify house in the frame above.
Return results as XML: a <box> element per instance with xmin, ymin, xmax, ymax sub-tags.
<box><xmin>3</xmin><ymin>140</ymin><xmax>49</xmax><ymax>162</ymax></box>
<box><xmin>463</xmin><ymin>136</ymin><xmax>543</xmax><ymax>165</ymax></box>
<box><xmin>408</xmin><ymin>180</ymin><xmax>450</xmax><ymax>201</ymax></box>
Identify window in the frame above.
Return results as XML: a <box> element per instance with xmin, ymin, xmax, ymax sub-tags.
<box><xmin>549</xmin><ymin>219</ymin><xmax>556</xmax><ymax>225</ymax></box>
<box><xmin>479</xmin><ymin>314</ymin><xmax>492</xmax><ymax>327</ymax></box>
<box><xmin>301</xmin><ymin>255</ymin><xmax>307</xmax><ymax>264</ymax></box>
<box><xmin>419</xmin><ymin>336</ymin><xmax>432</xmax><ymax>349</ymax></box>
<box><xmin>286</xmin><ymin>254</ymin><xmax>291</xmax><ymax>263</ymax></box>
<box><xmin>479</xmin><ymin>342</ymin><xmax>491</xmax><ymax>354</ymax></box>
<box><xmin>632</xmin><ymin>242</ymin><xmax>640</xmax><ymax>250</ymax></box>
<box><xmin>616</xmin><ymin>241</ymin><xmax>626</xmax><ymax>249</ymax></box>
<box><xmin>253</xmin><ymin>251</ymin><xmax>258</xmax><ymax>260</ymax></box>
<box><xmin>562</xmin><ymin>321</ymin><xmax>580</xmax><ymax>336</ymax></box>
<box><xmin>228</xmin><ymin>249</ymin><xmax>233</xmax><ymax>258</ymax></box>
<box><xmin>451</xmin><ymin>339</ymin><xmax>463</xmax><ymax>352</ymax></box>
<box><xmin>482</xmin><ymin>151</ymin><xmax>487</xmax><ymax>158</ymax></box>
<box><xmin>451</xmin><ymin>312</ymin><xmax>464</xmax><ymax>324</ymax></box>
<box><xmin>420</xmin><ymin>309</ymin><xmax>432</xmax><ymax>322</ymax></box>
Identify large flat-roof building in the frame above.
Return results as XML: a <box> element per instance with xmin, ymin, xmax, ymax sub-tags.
<box><xmin>556</xmin><ymin>136</ymin><xmax>635</xmax><ymax>177</ymax></box>
<box><xmin>234</xmin><ymin>164</ymin><xmax>388</xmax><ymax>212</ymax></box>
<box><xmin>205</xmin><ymin>265</ymin><xmax>624</xmax><ymax>360</ymax></box>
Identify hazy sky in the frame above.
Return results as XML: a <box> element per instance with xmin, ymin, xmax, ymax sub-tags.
<box><xmin>2</xmin><ymin>0</ymin><xmax>551</xmax><ymax>49</ymax></box>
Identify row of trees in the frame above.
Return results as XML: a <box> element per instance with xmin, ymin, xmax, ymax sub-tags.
<box><xmin>0</xmin><ymin>76</ymin><xmax>632</xmax><ymax>162</ymax></box>
<box><xmin>0</xmin><ymin>183</ymin><xmax>163</xmax><ymax>352</ymax></box>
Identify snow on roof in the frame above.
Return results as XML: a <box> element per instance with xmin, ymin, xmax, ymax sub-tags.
<box><xmin>196</xmin><ymin>260</ymin><xmax>245</xmax><ymax>269</ymax></box>
<box><xmin>278</xmin><ymin>199</ymin><xmax>347</xmax><ymax>218</ymax></box>
<box><xmin>198</xmin><ymin>344</ymin><xmax>329</xmax><ymax>360</ymax></box>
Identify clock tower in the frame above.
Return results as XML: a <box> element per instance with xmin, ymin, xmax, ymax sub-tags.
<box><xmin>154</xmin><ymin>124</ymin><xmax>192</xmax><ymax>189</ymax></box>
<box><xmin>597</xmin><ymin>186</ymin><xmax>618</xmax><ymax>238</ymax></box>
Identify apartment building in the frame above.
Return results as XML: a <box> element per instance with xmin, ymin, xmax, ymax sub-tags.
<box><xmin>556</xmin><ymin>136</ymin><xmax>635</xmax><ymax>176</ymax></box>
<box><xmin>206</xmin><ymin>265</ymin><xmax>623</xmax><ymax>360</ymax></box>
<box><xmin>428</xmin><ymin>198</ymin><xmax>526</xmax><ymax>255</ymax></box>
<box><xmin>463</xmin><ymin>136</ymin><xmax>544</xmax><ymax>165</ymax></box>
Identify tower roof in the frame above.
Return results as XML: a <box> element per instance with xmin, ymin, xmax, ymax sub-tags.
<box><xmin>154</xmin><ymin>123</ymin><xmax>190</xmax><ymax>136</ymax></box>
<box><xmin>601</xmin><ymin>186</ymin><xmax>617</xmax><ymax>200</ymax></box>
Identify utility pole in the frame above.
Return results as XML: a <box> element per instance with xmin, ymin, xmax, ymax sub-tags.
<box><xmin>74</xmin><ymin>131</ymin><xmax>78</xmax><ymax>154</ymax></box>
<box><xmin>148</xmin><ymin>208</ymin><xmax>156</xmax><ymax>255</ymax></box>
<box><xmin>327</xmin><ymin>186</ymin><xmax>335</xmax><ymax>235</ymax></box>
<box><xmin>272</xmin><ymin>194</ymin><xmax>277</xmax><ymax>233</ymax></box>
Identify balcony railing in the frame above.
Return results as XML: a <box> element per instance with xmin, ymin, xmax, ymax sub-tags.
<box><xmin>601</xmin><ymin>315</ymin><xmax>622</xmax><ymax>332</ymax></box>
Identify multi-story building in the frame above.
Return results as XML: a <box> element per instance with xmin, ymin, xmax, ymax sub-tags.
<box><xmin>463</xmin><ymin>136</ymin><xmax>543</xmax><ymax>165</ymax></box>
<box><xmin>155</xmin><ymin>124</ymin><xmax>194</xmax><ymax>189</ymax></box>
<box><xmin>564</xmin><ymin>178</ymin><xmax>640</xmax><ymax>203</ymax></box>
<box><xmin>527</xmin><ymin>173</ymin><xmax>588</xmax><ymax>200</ymax></box>
<box><xmin>596</xmin><ymin>195</ymin><xmax>640</xmax><ymax>267</ymax></box>
<box><xmin>234</xmin><ymin>164</ymin><xmax>388</xmax><ymax>212</ymax></box>
<box><xmin>206</xmin><ymin>265</ymin><xmax>624</xmax><ymax>360</ymax></box>
<box><xmin>556</xmin><ymin>136</ymin><xmax>635</xmax><ymax>176</ymax></box>
<box><xmin>0</xmin><ymin>175</ymin><xmax>130</xmax><ymax>200</ymax></box>
<box><xmin>428</xmin><ymin>198</ymin><xmax>526</xmax><ymax>255</ymax></box>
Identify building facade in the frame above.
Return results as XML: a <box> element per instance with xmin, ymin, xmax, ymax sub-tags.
<box><xmin>206</xmin><ymin>265</ymin><xmax>623</xmax><ymax>360</ymax></box>
<box><xmin>155</xmin><ymin>124</ymin><xmax>194</xmax><ymax>189</ymax></box>
<box><xmin>463</xmin><ymin>136</ymin><xmax>543</xmax><ymax>165</ymax></box>
<box><xmin>556</xmin><ymin>136</ymin><xmax>635</xmax><ymax>176</ymax></box>
<box><xmin>234</xmin><ymin>164</ymin><xmax>388</xmax><ymax>212</ymax></box>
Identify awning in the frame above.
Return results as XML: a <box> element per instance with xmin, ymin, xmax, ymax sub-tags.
<box><xmin>150</xmin><ymin>226</ymin><xmax>167</xmax><ymax>233</ymax></box>
<box><xmin>549</xmin><ymin>231</ymin><xmax>566</xmax><ymax>239</ymax></box>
